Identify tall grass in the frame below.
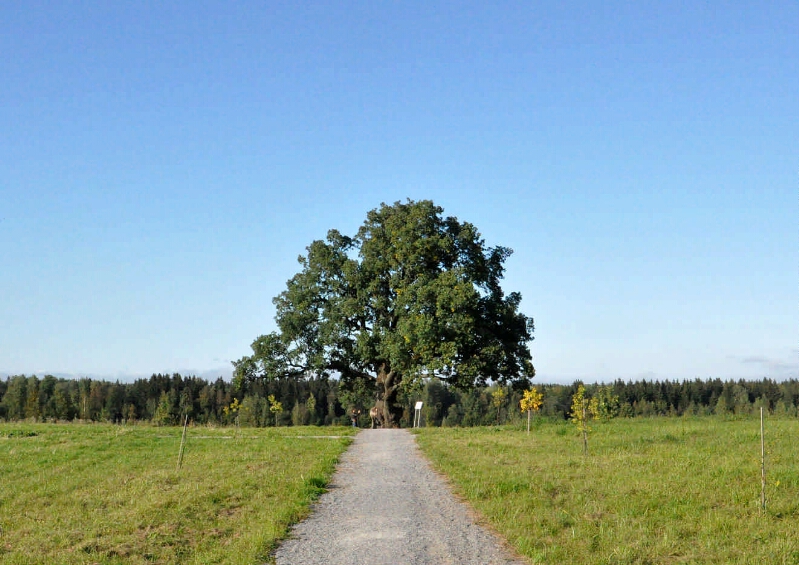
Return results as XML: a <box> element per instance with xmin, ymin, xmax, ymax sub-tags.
<box><xmin>0</xmin><ymin>423</ymin><xmax>354</xmax><ymax>564</ymax></box>
<box><xmin>415</xmin><ymin>416</ymin><xmax>799</xmax><ymax>564</ymax></box>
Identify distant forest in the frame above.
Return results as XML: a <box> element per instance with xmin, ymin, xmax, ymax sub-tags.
<box><xmin>1</xmin><ymin>374</ymin><xmax>798</xmax><ymax>427</ymax></box>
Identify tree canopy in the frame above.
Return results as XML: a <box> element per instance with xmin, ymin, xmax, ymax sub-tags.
<box><xmin>233</xmin><ymin>199</ymin><xmax>535</xmax><ymax>426</ymax></box>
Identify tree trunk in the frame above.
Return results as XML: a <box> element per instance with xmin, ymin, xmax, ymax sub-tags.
<box><xmin>376</xmin><ymin>365</ymin><xmax>402</xmax><ymax>427</ymax></box>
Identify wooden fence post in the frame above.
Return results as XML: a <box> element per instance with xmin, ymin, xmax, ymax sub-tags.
<box><xmin>760</xmin><ymin>407</ymin><xmax>766</xmax><ymax>513</ymax></box>
<box><xmin>176</xmin><ymin>414</ymin><xmax>189</xmax><ymax>471</ymax></box>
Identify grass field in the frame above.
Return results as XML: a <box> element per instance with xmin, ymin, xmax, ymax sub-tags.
<box><xmin>415</xmin><ymin>416</ymin><xmax>799</xmax><ymax>565</ymax></box>
<box><xmin>0</xmin><ymin>423</ymin><xmax>354</xmax><ymax>565</ymax></box>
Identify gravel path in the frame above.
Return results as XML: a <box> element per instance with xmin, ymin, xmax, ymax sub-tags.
<box><xmin>273</xmin><ymin>429</ymin><xmax>527</xmax><ymax>565</ymax></box>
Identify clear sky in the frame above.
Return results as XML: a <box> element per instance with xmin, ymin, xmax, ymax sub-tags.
<box><xmin>1</xmin><ymin>1</ymin><xmax>796</xmax><ymax>384</ymax></box>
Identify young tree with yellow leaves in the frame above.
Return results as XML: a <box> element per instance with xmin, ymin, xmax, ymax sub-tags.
<box><xmin>268</xmin><ymin>394</ymin><xmax>283</xmax><ymax>427</ymax></box>
<box><xmin>491</xmin><ymin>386</ymin><xmax>507</xmax><ymax>424</ymax></box>
<box><xmin>520</xmin><ymin>387</ymin><xmax>543</xmax><ymax>433</ymax></box>
<box><xmin>571</xmin><ymin>385</ymin><xmax>590</xmax><ymax>454</ymax></box>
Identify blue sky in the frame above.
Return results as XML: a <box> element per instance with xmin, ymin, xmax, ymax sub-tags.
<box><xmin>1</xmin><ymin>1</ymin><xmax>796</xmax><ymax>384</ymax></box>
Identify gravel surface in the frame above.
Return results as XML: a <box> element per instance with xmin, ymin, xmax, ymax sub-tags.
<box><xmin>273</xmin><ymin>429</ymin><xmax>527</xmax><ymax>565</ymax></box>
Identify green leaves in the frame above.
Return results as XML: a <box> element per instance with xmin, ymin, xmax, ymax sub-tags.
<box><xmin>237</xmin><ymin>199</ymin><xmax>535</xmax><ymax>411</ymax></box>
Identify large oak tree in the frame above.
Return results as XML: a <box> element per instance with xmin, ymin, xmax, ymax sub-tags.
<box><xmin>233</xmin><ymin>199</ymin><xmax>535</xmax><ymax>426</ymax></box>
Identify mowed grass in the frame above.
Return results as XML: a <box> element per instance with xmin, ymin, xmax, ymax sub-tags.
<box><xmin>415</xmin><ymin>417</ymin><xmax>799</xmax><ymax>564</ymax></box>
<box><xmin>0</xmin><ymin>423</ymin><xmax>355</xmax><ymax>565</ymax></box>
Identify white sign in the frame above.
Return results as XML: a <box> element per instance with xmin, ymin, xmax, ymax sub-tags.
<box><xmin>413</xmin><ymin>401</ymin><xmax>424</xmax><ymax>427</ymax></box>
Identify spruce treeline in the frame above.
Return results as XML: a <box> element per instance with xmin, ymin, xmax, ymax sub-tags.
<box><xmin>1</xmin><ymin>374</ymin><xmax>797</xmax><ymax>426</ymax></box>
<box><xmin>0</xmin><ymin>373</ymin><xmax>341</xmax><ymax>426</ymax></box>
<box><xmin>417</xmin><ymin>378</ymin><xmax>799</xmax><ymax>426</ymax></box>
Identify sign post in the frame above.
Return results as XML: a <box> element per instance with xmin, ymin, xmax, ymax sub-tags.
<box><xmin>414</xmin><ymin>401</ymin><xmax>423</xmax><ymax>428</ymax></box>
